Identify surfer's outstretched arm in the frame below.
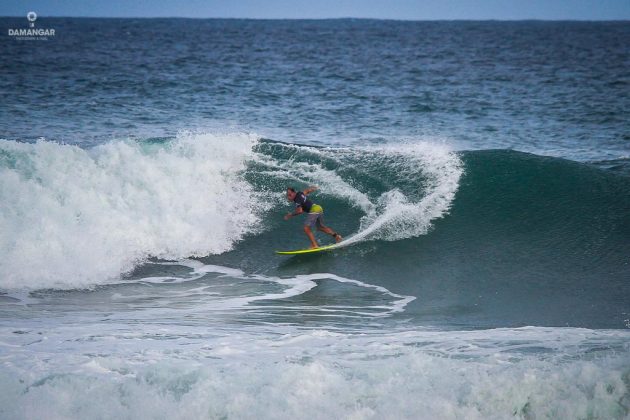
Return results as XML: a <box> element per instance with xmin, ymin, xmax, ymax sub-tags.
<box><xmin>303</xmin><ymin>186</ymin><xmax>318</xmax><ymax>195</ymax></box>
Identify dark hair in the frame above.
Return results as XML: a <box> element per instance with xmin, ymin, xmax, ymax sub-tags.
<box><xmin>287</xmin><ymin>187</ymin><xmax>296</xmax><ymax>192</ymax></box>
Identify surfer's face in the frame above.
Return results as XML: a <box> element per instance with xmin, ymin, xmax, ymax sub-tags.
<box><xmin>286</xmin><ymin>189</ymin><xmax>296</xmax><ymax>201</ymax></box>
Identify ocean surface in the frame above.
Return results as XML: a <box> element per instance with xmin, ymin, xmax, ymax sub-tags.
<box><xmin>0</xmin><ymin>18</ymin><xmax>629</xmax><ymax>419</ymax></box>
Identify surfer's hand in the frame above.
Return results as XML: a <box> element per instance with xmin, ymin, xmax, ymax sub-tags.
<box><xmin>284</xmin><ymin>213</ymin><xmax>292</xmax><ymax>221</ymax></box>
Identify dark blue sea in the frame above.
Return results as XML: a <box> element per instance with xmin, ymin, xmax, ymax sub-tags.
<box><xmin>0</xmin><ymin>18</ymin><xmax>629</xmax><ymax>419</ymax></box>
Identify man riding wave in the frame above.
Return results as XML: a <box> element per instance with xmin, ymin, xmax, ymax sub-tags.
<box><xmin>284</xmin><ymin>186</ymin><xmax>343</xmax><ymax>249</ymax></box>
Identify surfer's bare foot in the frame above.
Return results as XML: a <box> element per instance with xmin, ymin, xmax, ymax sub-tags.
<box><xmin>310</xmin><ymin>244</ymin><xmax>319</xmax><ymax>249</ymax></box>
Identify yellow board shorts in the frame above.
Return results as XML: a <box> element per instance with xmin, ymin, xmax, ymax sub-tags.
<box><xmin>304</xmin><ymin>204</ymin><xmax>324</xmax><ymax>227</ymax></box>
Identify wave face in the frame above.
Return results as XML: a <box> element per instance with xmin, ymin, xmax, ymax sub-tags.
<box><xmin>227</xmin><ymin>141</ymin><xmax>630</xmax><ymax>329</ymax></box>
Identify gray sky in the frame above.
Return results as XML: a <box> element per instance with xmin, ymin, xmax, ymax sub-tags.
<box><xmin>1</xmin><ymin>0</ymin><xmax>629</xmax><ymax>20</ymax></box>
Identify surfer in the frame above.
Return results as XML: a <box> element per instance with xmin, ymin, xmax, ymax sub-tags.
<box><xmin>284</xmin><ymin>186</ymin><xmax>343</xmax><ymax>248</ymax></box>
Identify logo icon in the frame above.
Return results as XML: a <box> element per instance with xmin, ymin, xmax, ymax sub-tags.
<box><xmin>27</xmin><ymin>11</ymin><xmax>37</xmax><ymax>27</ymax></box>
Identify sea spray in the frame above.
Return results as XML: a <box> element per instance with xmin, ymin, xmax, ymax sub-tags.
<box><xmin>252</xmin><ymin>140</ymin><xmax>463</xmax><ymax>245</ymax></box>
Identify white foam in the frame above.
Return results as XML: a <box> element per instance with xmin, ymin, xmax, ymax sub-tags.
<box><xmin>0</xmin><ymin>132</ymin><xmax>265</xmax><ymax>289</ymax></box>
<box><xmin>117</xmin><ymin>261</ymin><xmax>415</xmax><ymax>319</ymax></box>
<box><xmin>0</xmin><ymin>324</ymin><xmax>628</xmax><ymax>420</ymax></box>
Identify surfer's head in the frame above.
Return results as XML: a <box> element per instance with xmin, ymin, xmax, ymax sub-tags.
<box><xmin>286</xmin><ymin>187</ymin><xmax>297</xmax><ymax>201</ymax></box>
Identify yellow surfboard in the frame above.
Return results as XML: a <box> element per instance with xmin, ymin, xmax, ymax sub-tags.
<box><xmin>275</xmin><ymin>244</ymin><xmax>339</xmax><ymax>255</ymax></box>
